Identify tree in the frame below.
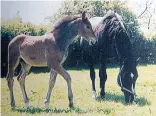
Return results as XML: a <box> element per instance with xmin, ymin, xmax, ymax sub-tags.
<box><xmin>51</xmin><ymin>0</ymin><xmax>142</xmax><ymax>43</ymax></box>
<box><xmin>137</xmin><ymin>0</ymin><xmax>156</xmax><ymax>31</ymax></box>
<box><xmin>47</xmin><ymin>1</ymin><xmax>148</xmax><ymax>64</ymax></box>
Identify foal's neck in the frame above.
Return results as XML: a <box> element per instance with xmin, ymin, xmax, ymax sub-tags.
<box><xmin>54</xmin><ymin>18</ymin><xmax>81</xmax><ymax>52</ymax></box>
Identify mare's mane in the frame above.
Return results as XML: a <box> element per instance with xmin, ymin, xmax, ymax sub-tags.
<box><xmin>95</xmin><ymin>10</ymin><xmax>127</xmax><ymax>39</ymax></box>
<box><xmin>92</xmin><ymin>10</ymin><xmax>132</xmax><ymax>61</ymax></box>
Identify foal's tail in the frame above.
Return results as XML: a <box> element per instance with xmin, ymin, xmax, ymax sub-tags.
<box><xmin>7</xmin><ymin>34</ymin><xmax>26</xmax><ymax>79</ymax></box>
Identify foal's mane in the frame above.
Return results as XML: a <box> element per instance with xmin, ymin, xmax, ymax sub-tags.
<box><xmin>51</xmin><ymin>16</ymin><xmax>80</xmax><ymax>33</ymax></box>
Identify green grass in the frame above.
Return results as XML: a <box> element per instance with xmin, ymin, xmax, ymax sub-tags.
<box><xmin>1</xmin><ymin>65</ymin><xmax>156</xmax><ymax>116</ymax></box>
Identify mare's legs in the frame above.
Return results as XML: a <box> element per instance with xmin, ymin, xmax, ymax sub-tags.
<box><xmin>99</xmin><ymin>60</ymin><xmax>107</xmax><ymax>97</ymax></box>
<box><xmin>17</xmin><ymin>60</ymin><xmax>31</xmax><ymax>108</ymax></box>
<box><xmin>44</xmin><ymin>69</ymin><xmax>57</xmax><ymax>109</ymax></box>
<box><xmin>88</xmin><ymin>64</ymin><xmax>96</xmax><ymax>99</ymax></box>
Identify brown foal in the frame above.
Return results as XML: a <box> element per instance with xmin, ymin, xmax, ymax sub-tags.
<box><xmin>6</xmin><ymin>11</ymin><xmax>97</xmax><ymax>109</ymax></box>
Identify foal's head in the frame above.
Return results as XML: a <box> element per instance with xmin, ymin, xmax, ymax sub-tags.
<box><xmin>79</xmin><ymin>11</ymin><xmax>97</xmax><ymax>44</ymax></box>
<box><xmin>118</xmin><ymin>58</ymin><xmax>140</xmax><ymax>103</ymax></box>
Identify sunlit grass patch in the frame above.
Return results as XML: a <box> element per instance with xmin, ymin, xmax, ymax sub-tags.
<box><xmin>1</xmin><ymin>65</ymin><xmax>156</xmax><ymax>116</ymax></box>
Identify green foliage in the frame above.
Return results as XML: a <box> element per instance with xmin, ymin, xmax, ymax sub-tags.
<box><xmin>1</xmin><ymin>18</ymin><xmax>47</xmax><ymax>77</ymax></box>
<box><xmin>52</xmin><ymin>1</ymin><xmax>138</xmax><ymax>25</ymax></box>
<box><xmin>38</xmin><ymin>28</ymin><xmax>47</xmax><ymax>36</ymax></box>
<box><xmin>51</xmin><ymin>0</ymin><xmax>155</xmax><ymax>65</ymax></box>
<box><xmin>151</xmin><ymin>34</ymin><xmax>156</xmax><ymax>40</ymax></box>
<box><xmin>1</xmin><ymin>19</ymin><xmax>47</xmax><ymax>39</ymax></box>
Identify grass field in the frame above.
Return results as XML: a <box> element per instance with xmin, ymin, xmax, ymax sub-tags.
<box><xmin>1</xmin><ymin>65</ymin><xmax>156</xmax><ymax>116</ymax></box>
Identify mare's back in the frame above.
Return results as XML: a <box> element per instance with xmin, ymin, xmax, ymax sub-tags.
<box><xmin>89</xmin><ymin>17</ymin><xmax>104</xmax><ymax>30</ymax></box>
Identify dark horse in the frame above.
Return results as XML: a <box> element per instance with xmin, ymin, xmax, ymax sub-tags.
<box><xmin>80</xmin><ymin>10</ymin><xmax>139</xmax><ymax>103</ymax></box>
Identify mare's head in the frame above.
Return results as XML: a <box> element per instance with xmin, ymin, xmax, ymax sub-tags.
<box><xmin>118</xmin><ymin>58</ymin><xmax>140</xmax><ymax>103</ymax></box>
<box><xmin>79</xmin><ymin>11</ymin><xmax>97</xmax><ymax>44</ymax></box>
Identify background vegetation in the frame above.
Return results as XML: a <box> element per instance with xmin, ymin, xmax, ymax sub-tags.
<box><xmin>1</xmin><ymin>18</ymin><xmax>47</xmax><ymax>76</ymax></box>
<box><xmin>1</xmin><ymin>0</ymin><xmax>156</xmax><ymax>77</ymax></box>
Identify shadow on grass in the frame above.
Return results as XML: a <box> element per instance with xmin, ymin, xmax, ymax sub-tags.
<box><xmin>30</xmin><ymin>64</ymin><xmax>120</xmax><ymax>74</ymax></box>
<box><xmin>96</xmin><ymin>92</ymin><xmax>150</xmax><ymax>106</ymax></box>
<box><xmin>29</xmin><ymin>64</ymin><xmax>155</xmax><ymax>74</ymax></box>
<box><xmin>13</xmin><ymin>106</ymin><xmax>87</xmax><ymax>114</ymax></box>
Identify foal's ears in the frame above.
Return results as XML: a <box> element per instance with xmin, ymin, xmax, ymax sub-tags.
<box><xmin>82</xmin><ymin>11</ymin><xmax>87</xmax><ymax>20</ymax></box>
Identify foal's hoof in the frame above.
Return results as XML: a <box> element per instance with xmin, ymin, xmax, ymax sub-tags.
<box><xmin>45</xmin><ymin>103</ymin><xmax>50</xmax><ymax>109</ymax></box>
<box><xmin>44</xmin><ymin>99</ymin><xmax>50</xmax><ymax>109</ymax></box>
<box><xmin>25</xmin><ymin>103</ymin><xmax>30</xmax><ymax>109</ymax></box>
<box><xmin>92</xmin><ymin>91</ymin><xmax>97</xmax><ymax>99</ymax></box>
<box><xmin>11</xmin><ymin>103</ymin><xmax>16</xmax><ymax>110</ymax></box>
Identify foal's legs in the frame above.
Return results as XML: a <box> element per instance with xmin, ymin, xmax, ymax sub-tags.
<box><xmin>54</xmin><ymin>65</ymin><xmax>73</xmax><ymax>108</ymax></box>
<box><xmin>7</xmin><ymin>68</ymin><xmax>17</xmax><ymax>109</ymax></box>
<box><xmin>17</xmin><ymin>60</ymin><xmax>31</xmax><ymax>108</ymax></box>
<box><xmin>88</xmin><ymin>64</ymin><xmax>96</xmax><ymax>99</ymax></box>
<box><xmin>44</xmin><ymin>69</ymin><xmax>57</xmax><ymax>109</ymax></box>
<box><xmin>6</xmin><ymin>51</ymin><xmax>20</xmax><ymax>108</ymax></box>
<box><xmin>99</xmin><ymin>61</ymin><xmax>107</xmax><ymax>97</ymax></box>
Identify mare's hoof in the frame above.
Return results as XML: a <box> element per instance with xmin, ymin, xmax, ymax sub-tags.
<box><xmin>132</xmin><ymin>101</ymin><xmax>137</xmax><ymax>105</ymax></box>
<box><xmin>92</xmin><ymin>91</ymin><xmax>97</xmax><ymax>99</ymax></box>
<box><xmin>100</xmin><ymin>92</ymin><xmax>105</xmax><ymax>99</ymax></box>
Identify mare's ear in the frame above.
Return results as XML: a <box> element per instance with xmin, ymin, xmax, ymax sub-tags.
<box><xmin>122</xmin><ymin>58</ymin><xmax>128</xmax><ymax>65</ymax></box>
<box><xmin>135</xmin><ymin>57</ymin><xmax>141</xmax><ymax>66</ymax></box>
<box><xmin>82</xmin><ymin>11</ymin><xmax>87</xmax><ymax>20</ymax></box>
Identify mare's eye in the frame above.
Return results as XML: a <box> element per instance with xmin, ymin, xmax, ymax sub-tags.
<box><xmin>86</xmin><ymin>26</ymin><xmax>90</xmax><ymax>29</ymax></box>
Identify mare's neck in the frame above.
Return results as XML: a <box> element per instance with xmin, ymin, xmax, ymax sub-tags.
<box><xmin>112</xmin><ymin>29</ymin><xmax>132</xmax><ymax>67</ymax></box>
<box><xmin>54</xmin><ymin>18</ymin><xmax>81</xmax><ymax>52</ymax></box>
<box><xmin>117</xmin><ymin>43</ymin><xmax>133</xmax><ymax>67</ymax></box>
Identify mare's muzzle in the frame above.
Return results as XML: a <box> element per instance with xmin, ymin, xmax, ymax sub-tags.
<box><xmin>117</xmin><ymin>74</ymin><xmax>136</xmax><ymax>103</ymax></box>
<box><xmin>124</xmin><ymin>91</ymin><xmax>135</xmax><ymax>103</ymax></box>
